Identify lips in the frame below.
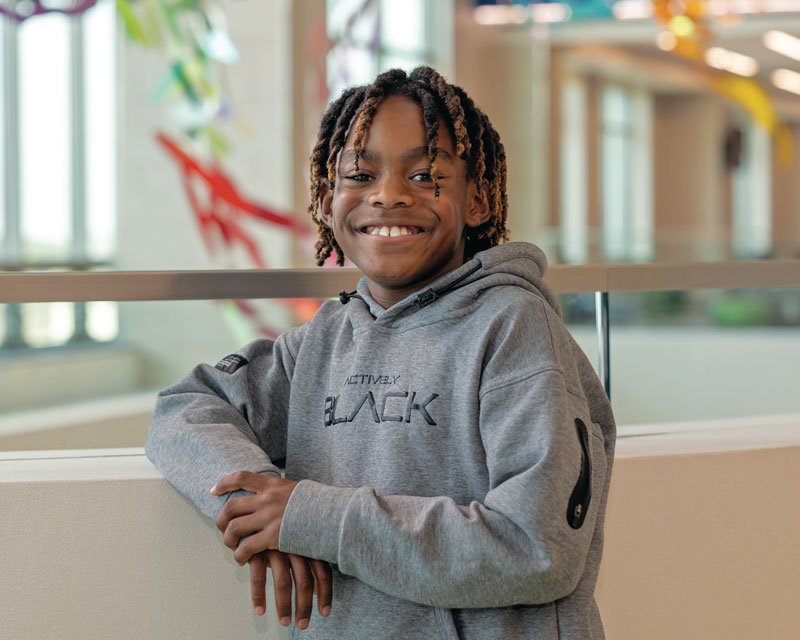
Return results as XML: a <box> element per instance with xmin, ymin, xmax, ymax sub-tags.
<box><xmin>361</xmin><ymin>225</ymin><xmax>423</xmax><ymax>237</ymax></box>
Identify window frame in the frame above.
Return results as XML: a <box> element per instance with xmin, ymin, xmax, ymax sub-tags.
<box><xmin>1</xmin><ymin>7</ymin><xmax>115</xmax><ymax>349</ymax></box>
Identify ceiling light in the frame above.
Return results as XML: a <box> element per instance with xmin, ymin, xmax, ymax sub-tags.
<box><xmin>669</xmin><ymin>15</ymin><xmax>696</xmax><ymax>38</ymax></box>
<box><xmin>473</xmin><ymin>5</ymin><xmax>528</xmax><ymax>26</ymax></box>
<box><xmin>530</xmin><ymin>3</ymin><xmax>572</xmax><ymax>23</ymax></box>
<box><xmin>761</xmin><ymin>0</ymin><xmax>800</xmax><ymax>11</ymax></box>
<box><xmin>771</xmin><ymin>68</ymin><xmax>800</xmax><ymax>95</ymax></box>
<box><xmin>763</xmin><ymin>30</ymin><xmax>800</xmax><ymax>63</ymax></box>
<box><xmin>708</xmin><ymin>0</ymin><xmax>800</xmax><ymax>13</ymax></box>
<box><xmin>705</xmin><ymin>47</ymin><xmax>759</xmax><ymax>76</ymax></box>
<box><xmin>613</xmin><ymin>0</ymin><xmax>654</xmax><ymax>20</ymax></box>
<box><xmin>706</xmin><ymin>0</ymin><xmax>731</xmax><ymax>15</ymax></box>
<box><xmin>656</xmin><ymin>31</ymin><xmax>678</xmax><ymax>51</ymax></box>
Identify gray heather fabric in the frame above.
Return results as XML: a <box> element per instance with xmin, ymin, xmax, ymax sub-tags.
<box><xmin>145</xmin><ymin>241</ymin><xmax>616</xmax><ymax>639</ymax></box>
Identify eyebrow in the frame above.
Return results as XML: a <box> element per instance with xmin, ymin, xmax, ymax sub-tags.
<box><xmin>340</xmin><ymin>146</ymin><xmax>454</xmax><ymax>163</ymax></box>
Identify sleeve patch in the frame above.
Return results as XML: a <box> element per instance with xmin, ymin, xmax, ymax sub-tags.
<box><xmin>215</xmin><ymin>354</ymin><xmax>248</xmax><ymax>374</ymax></box>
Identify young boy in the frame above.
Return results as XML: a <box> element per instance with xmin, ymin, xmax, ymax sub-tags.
<box><xmin>145</xmin><ymin>66</ymin><xmax>615</xmax><ymax>639</ymax></box>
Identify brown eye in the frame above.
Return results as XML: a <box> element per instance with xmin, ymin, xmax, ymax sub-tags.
<box><xmin>346</xmin><ymin>173</ymin><xmax>372</xmax><ymax>182</ymax></box>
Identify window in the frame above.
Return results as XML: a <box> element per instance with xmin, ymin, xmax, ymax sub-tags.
<box><xmin>1</xmin><ymin>0</ymin><xmax>116</xmax><ymax>348</ymax></box>
<box><xmin>600</xmin><ymin>83</ymin><xmax>653</xmax><ymax>263</ymax></box>
<box><xmin>559</xmin><ymin>75</ymin><xmax>589</xmax><ymax>264</ymax></box>
<box><xmin>325</xmin><ymin>0</ymin><xmax>453</xmax><ymax>101</ymax></box>
<box><xmin>731</xmin><ymin>115</ymin><xmax>771</xmax><ymax>259</ymax></box>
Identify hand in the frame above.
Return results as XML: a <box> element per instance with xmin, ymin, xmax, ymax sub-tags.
<box><xmin>249</xmin><ymin>550</ymin><xmax>333</xmax><ymax>629</ymax></box>
<box><xmin>211</xmin><ymin>471</ymin><xmax>298</xmax><ymax>565</ymax></box>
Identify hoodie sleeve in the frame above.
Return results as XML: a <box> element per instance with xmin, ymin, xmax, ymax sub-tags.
<box><xmin>278</xmin><ymin>364</ymin><xmax>611</xmax><ymax>609</ymax></box>
<box><xmin>144</xmin><ymin>329</ymin><xmax>303</xmax><ymax>520</ymax></box>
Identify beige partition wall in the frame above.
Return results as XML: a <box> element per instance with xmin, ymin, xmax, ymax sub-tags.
<box><xmin>2</xmin><ymin>420</ymin><xmax>799</xmax><ymax>639</ymax></box>
<box><xmin>597</xmin><ymin>436</ymin><xmax>800</xmax><ymax>639</ymax></box>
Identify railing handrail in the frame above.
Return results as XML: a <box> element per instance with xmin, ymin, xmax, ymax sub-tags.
<box><xmin>1</xmin><ymin>260</ymin><xmax>800</xmax><ymax>303</ymax></box>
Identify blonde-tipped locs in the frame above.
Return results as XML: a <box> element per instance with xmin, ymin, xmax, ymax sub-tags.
<box><xmin>308</xmin><ymin>66</ymin><xmax>508</xmax><ymax>266</ymax></box>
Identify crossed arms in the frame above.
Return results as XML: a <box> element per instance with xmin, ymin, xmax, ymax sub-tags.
<box><xmin>145</xmin><ymin>333</ymin><xmax>605</xmax><ymax>628</ymax></box>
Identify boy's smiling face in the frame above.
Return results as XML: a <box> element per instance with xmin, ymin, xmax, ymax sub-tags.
<box><xmin>320</xmin><ymin>96</ymin><xmax>489</xmax><ymax>309</ymax></box>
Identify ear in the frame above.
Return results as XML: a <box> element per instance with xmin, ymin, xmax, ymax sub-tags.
<box><xmin>465</xmin><ymin>180</ymin><xmax>490</xmax><ymax>229</ymax></box>
<box><xmin>318</xmin><ymin>181</ymin><xmax>334</xmax><ymax>226</ymax></box>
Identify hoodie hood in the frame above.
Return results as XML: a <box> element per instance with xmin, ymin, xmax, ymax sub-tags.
<box><xmin>344</xmin><ymin>242</ymin><xmax>562</xmax><ymax>327</ymax></box>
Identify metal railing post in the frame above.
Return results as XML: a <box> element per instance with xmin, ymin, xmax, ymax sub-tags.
<box><xmin>595</xmin><ymin>290</ymin><xmax>610</xmax><ymax>401</ymax></box>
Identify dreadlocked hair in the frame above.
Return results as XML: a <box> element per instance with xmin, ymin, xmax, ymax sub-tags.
<box><xmin>308</xmin><ymin>66</ymin><xmax>509</xmax><ymax>266</ymax></box>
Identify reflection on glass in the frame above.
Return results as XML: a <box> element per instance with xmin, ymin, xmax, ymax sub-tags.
<box><xmin>19</xmin><ymin>12</ymin><xmax>72</xmax><ymax>262</ymax></box>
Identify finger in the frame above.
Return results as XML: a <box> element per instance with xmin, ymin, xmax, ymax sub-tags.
<box><xmin>214</xmin><ymin>495</ymin><xmax>257</xmax><ymax>534</ymax></box>
<box><xmin>210</xmin><ymin>471</ymin><xmax>265</xmax><ymax>495</ymax></box>
<box><xmin>309</xmin><ymin>559</ymin><xmax>333</xmax><ymax>617</ymax></box>
<box><xmin>248</xmin><ymin>553</ymin><xmax>268</xmax><ymax>616</ymax></box>
<box><xmin>289</xmin><ymin>555</ymin><xmax>314</xmax><ymax>630</ymax></box>
<box><xmin>268</xmin><ymin>551</ymin><xmax>294</xmax><ymax>627</ymax></box>
<box><xmin>234</xmin><ymin>528</ymin><xmax>275</xmax><ymax>565</ymax></box>
<box><xmin>222</xmin><ymin>513</ymin><xmax>263</xmax><ymax>549</ymax></box>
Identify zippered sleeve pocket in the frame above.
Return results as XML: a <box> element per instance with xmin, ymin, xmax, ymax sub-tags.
<box><xmin>567</xmin><ymin>418</ymin><xmax>593</xmax><ymax>529</ymax></box>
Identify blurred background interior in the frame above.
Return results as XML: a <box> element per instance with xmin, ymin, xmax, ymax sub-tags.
<box><xmin>1</xmin><ymin>0</ymin><xmax>799</xmax><ymax>449</ymax></box>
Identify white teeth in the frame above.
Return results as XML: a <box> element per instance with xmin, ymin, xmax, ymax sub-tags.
<box><xmin>366</xmin><ymin>225</ymin><xmax>419</xmax><ymax>237</ymax></box>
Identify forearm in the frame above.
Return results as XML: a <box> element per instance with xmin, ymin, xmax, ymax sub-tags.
<box><xmin>146</xmin><ymin>388</ymin><xmax>282</xmax><ymax>519</ymax></box>
<box><xmin>278</xmin><ymin>480</ymin><xmax>591</xmax><ymax>609</ymax></box>
<box><xmin>144</xmin><ymin>335</ymin><xmax>301</xmax><ymax>518</ymax></box>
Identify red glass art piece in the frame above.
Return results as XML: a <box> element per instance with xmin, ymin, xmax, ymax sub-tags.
<box><xmin>158</xmin><ymin>132</ymin><xmax>321</xmax><ymax>338</ymax></box>
<box><xmin>157</xmin><ymin>132</ymin><xmax>309</xmax><ymax>269</ymax></box>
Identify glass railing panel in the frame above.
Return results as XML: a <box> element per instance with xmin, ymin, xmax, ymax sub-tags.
<box><xmin>0</xmin><ymin>297</ymin><xmax>327</xmax><ymax>451</ymax></box>
<box><xmin>609</xmin><ymin>287</ymin><xmax>800</xmax><ymax>427</ymax></box>
<box><xmin>559</xmin><ymin>292</ymin><xmax>599</xmax><ymax>376</ymax></box>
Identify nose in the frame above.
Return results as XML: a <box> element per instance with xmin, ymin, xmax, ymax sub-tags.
<box><xmin>367</xmin><ymin>173</ymin><xmax>410</xmax><ymax>209</ymax></box>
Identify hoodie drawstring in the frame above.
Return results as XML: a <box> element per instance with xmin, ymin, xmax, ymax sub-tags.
<box><xmin>415</xmin><ymin>262</ymin><xmax>482</xmax><ymax>308</ymax></box>
<box><xmin>339</xmin><ymin>290</ymin><xmax>368</xmax><ymax>306</ymax></box>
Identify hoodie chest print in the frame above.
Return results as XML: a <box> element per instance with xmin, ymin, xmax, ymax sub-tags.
<box><xmin>324</xmin><ymin>373</ymin><xmax>439</xmax><ymax>427</ymax></box>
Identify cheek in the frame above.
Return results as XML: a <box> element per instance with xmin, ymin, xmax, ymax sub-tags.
<box><xmin>331</xmin><ymin>192</ymin><xmax>361</xmax><ymax>223</ymax></box>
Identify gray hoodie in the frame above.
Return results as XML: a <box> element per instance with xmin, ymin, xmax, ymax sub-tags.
<box><xmin>145</xmin><ymin>241</ymin><xmax>616</xmax><ymax>639</ymax></box>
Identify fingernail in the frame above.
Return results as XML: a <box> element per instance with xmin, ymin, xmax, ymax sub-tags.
<box><xmin>279</xmin><ymin>616</ymin><xmax>291</xmax><ymax>626</ymax></box>
<box><xmin>255</xmin><ymin>606</ymin><xmax>264</xmax><ymax>616</ymax></box>
<box><xmin>298</xmin><ymin>618</ymin><xmax>309</xmax><ymax>630</ymax></box>
<box><xmin>209</xmin><ymin>485</ymin><xmax>217</xmax><ymax>494</ymax></box>
<box><xmin>322</xmin><ymin>605</ymin><xmax>331</xmax><ymax>617</ymax></box>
